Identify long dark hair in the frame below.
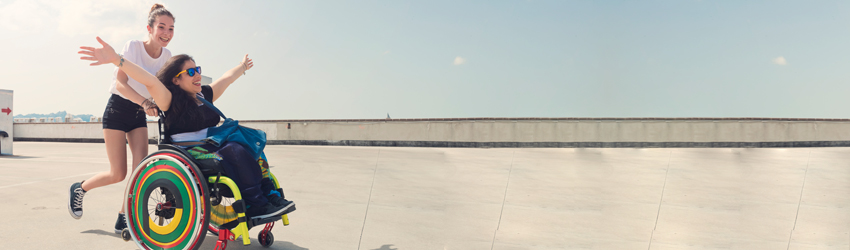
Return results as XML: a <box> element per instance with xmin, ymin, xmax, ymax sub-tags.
<box><xmin>156</xmin><ymin>54</ymin><xmax>204</xmax><ymax>130</ymax></box>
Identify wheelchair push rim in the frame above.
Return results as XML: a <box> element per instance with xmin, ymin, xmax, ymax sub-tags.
<box><xmin>124</xmin><ymin>149</ymin><xmax>210</xmax><ymax>250</ymax></box>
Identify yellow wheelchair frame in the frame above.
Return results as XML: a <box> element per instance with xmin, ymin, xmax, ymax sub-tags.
<box><xmin>206</xmin><ymin>171</ymin><xmax>291</xmax><ymax>249</ymax></box>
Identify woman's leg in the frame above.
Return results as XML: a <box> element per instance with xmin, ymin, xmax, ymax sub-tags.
<box><xmin>214</xmin><ymin>142</ymin><xmax>268</xmax><ymax>207</ymax></box>
<box><xmin>82</xmin><ymin>129</ymin><xmax>130</xmax><ymax>191</ymax></box>
<box><xmin>256</xmin><ymin>154</ymin><xmax>294</xmax><ymax>211</ymax></box>
<box><xmin>69</xmin><ymin>94</ymin><xmax>139</xmax><ymax>220</ymax></box>
<box><xmin>69</xmin><ymin>129</ymin><xmax>128</xmax><ymax>219</ymax></box>
<box><xmin>120</xmin><ymin>127</ymin><xmax>149</xmax><ymax>213</ymax></box>
<box><xmin>196</xmin><ymin>142</ymin><xmax>292</xmax><ymax>218</ymax></box>
<box><xmin>257</xmin><ymin>153</ymin><xmax>275</xmax><ymax>194</ymax></box>
<box><xmin>257</xmin><ymin>154</ymin><xmax>284</xmax><ymax>198</ymax></box>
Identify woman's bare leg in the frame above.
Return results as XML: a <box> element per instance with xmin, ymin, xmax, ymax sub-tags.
<box><xmin>81</xmin><ymin>129</ymin><xmax>129</xmax><ymax>192</ymax></box>
<box><xmin>119</xmin><ymin>127</ymin><xmax>149</xmax><ymax>213</ymax></box>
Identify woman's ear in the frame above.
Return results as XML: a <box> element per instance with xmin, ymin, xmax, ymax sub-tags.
<box><xmin>147</xmin><ymin>25</ymin><xmax>152</xmax><ymax>34</ymax></box>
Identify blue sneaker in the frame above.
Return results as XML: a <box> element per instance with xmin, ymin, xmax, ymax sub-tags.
<box><xmin>267</xmin><ymin>195</ymin><xmax>296</xmax><ymax>215</ymax></box>
<box><xmin>114</xmin><ymin>213</ymin><xmax>127</xmax><ymax>234</ymax></box>
<box><xmin>67</xmin><ymin>182</ymin><xmax>86</xmax><ymax>219</ymax></box>
<box><xmin>247</xmin><ymin>201</ymin><xmax>294</xmax><ymax>219</ymax></box>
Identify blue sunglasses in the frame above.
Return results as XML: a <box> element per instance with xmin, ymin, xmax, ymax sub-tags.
<box><xmin>175</xmin><ymin>66</ymin><xmax>201</xmax><ymax>78</ymax></box>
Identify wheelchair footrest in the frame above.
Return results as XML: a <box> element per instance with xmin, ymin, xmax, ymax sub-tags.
<box><xmin>247</xmin><ymin>215</ymin><xmax>282</xmax><ymax>229</ymax></box>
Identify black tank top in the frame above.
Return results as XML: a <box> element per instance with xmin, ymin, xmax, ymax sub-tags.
<box><xmin>163</xmin><ymin>85</ymin><xmax>221</xmax><ymax>136</ymax></box>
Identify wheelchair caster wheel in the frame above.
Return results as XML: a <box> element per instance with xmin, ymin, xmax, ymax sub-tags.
<box><xmin>121</xmin><ymin>228</ymin><xmax>131</xmax><ymax>242</ymax></box>
<box><xmin>258</xmin><ymin>230</ymin><xmax>274</xmax><ymax>247</ymax></box>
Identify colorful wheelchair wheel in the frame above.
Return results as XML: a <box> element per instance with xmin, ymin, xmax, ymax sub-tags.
<box><xmin>124</xmin><ymin>149</ymin><xmax>210</xmax><ymax>250</ymax></box>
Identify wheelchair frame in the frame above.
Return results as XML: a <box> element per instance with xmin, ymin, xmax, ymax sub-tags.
<box><xmin>120</xmin><ymin>114</ymin><xmax>290</xmax><ymax>250</ymax></box>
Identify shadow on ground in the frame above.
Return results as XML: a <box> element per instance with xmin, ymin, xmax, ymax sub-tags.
<box><xmin>198</xmin><ymin>237</ymin><xmax>309</xmax><ymax>250</ymax></box>
<box><xmin>372</xmin><ymin>244</ymin><xmax>399</xmax><ymax>250</ymax></box>
<box><xmin>80</xmin><ymin>229</ymin><xmax>121</xmax><ymax>240</ymax></box>
<box><xmin>0</xmin><ymin>155</ymin><xmax>40</xmax><ymax>159</ymax></box>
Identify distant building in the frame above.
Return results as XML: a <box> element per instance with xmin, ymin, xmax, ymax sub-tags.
<box><xmin>14</xmin><ymin>113</ymin><xmax>96</xmax><ymax>123</ymax></box>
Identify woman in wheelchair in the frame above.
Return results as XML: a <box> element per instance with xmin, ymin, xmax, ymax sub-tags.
<box><xmin>80</xmin><ymin>37</ymin><xmax>295</xmax><ymax>220</ymax></box>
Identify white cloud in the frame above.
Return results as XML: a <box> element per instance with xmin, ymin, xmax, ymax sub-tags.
<box><xmin>0</xmin><ymin>0</ymin><xmax>148</xmax><ymax>42</ymax></box>
<box><xmin>453</xmin><ymin>56</ymin><xmax>465</xmax><ymax>65</ymax></box>
<box><xmin>772</xmin><ymin>56</ymin><xmax>787</xmax><ymax>66</ymax></box>
<box><xmin>55</xmin><ymin>0</ymin><xmax>149</xmax><ymax>42</ymax></box>
<box><xmin>0</xmin><ymin>0</ymin><xmax>51</xmax><ymax>32</ymax></box>
<box><xmin>383</xmin><ymin>50</ymin><xmax>390</xmax><ymax>55</ymax></box>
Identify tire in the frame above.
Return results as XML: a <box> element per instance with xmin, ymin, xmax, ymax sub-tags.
<box><xmin>123</xmin><ymin>150</ymin><xmax>211</xmax><ymax>250</ymax></box>
<box><xmin>121</xmin><ymin>228</ymin><xmax>132</xmax><ymax>242</ymax></box>
<box><xmin>258</xmin><ymin>230</ymin><xmax>274</xmax><ymax>247</ymax></box>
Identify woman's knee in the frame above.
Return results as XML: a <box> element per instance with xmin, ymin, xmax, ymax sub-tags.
<box><xmin>219</xmin><ymin>142</ymin><xmax>255</xmax><ymax>161</ymax></box>
<box><xmin>106</xmin><ymin>169</ymin><xmax>128</xmax><ymax>183</ymax></box>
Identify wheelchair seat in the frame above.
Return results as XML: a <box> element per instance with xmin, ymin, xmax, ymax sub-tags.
<box><xmin>157</xmin><ymin>144</ymin><xmax>225</xmax><ymax>177</ymax></box>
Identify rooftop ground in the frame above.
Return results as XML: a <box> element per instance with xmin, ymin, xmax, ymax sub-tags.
<box><xmin>0</xmin><ymin>142</ymin><xmax>848</xmax><ymax>249</ymax></box>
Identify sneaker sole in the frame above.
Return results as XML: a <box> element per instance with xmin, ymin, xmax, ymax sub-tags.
<box><xmin>281</xmin><ymin>204</ymin><xmax>296</xmax><ymax>215</ymax></box>
<box><xmin>251</xmin><ymin>202</ymin><xmax>295</xmax><ymax>220</ymax></box>
<box><xmin>67</xmin><ymin>187</ymin><xmax>81</xmax><ymax>220</ymax></box>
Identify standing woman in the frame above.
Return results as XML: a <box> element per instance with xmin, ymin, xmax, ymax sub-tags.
<box><xmin>68</xmin><ymin>4</ymin><xmax>175</xmax><ymax>234</ymax></box>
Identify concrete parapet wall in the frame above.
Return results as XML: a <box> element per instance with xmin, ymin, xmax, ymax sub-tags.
<box><xmin>14</xmin><ymin>122</ymin><xmax>105</xmax><ymax>140</ymax></box>
<box><xmin>12</xmin><ymin>118</ymin><xmax>850</xmax><ymax>147</ymax></box>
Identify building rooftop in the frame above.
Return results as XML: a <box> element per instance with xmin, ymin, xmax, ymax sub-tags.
<box><xmin>1</xmin><ymin>142</ymin><xmax>847</xmax><ymax>249</ymax></box>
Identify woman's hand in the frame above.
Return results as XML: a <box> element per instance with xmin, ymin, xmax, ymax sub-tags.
<box><xmin>142</xmin><ymin>98</ymin><xmax>159</xmax><ymax>117</ymax></box>
<box><xmin>78</xmin><ymin>37</ymin><xmax>119</xmax><ymax>66</ymax></box>
<box><xmin>145</xmin><ymin>105</ymin><xmax>159</xmax><ymax>117</ymax></box>
<box><xmin>210</xmin><ymin>54</ymin><xmax>255</xmax><ymax>101</ymax></box>
<box><xmin>241</xmin><ymin>54</ymin><xmax>254</xmax><ymax>72</ymax></box>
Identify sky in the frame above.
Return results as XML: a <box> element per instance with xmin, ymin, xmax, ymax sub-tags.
<box><xmin>2</xmin><ymin>0</ymin><xmax>850</xmax><ymax>120</ymax></box>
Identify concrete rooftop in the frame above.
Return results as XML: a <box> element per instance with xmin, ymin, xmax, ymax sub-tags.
<box><xmin>0</xmin><ymin>142</ymin><xmax>848</xmax><ymax>250</ymax></box>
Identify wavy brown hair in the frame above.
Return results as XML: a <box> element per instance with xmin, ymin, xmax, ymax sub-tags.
<box><xmin>155</xmin><ymin>54</ymin><xmax>205</xmax><ymax>131</ymax></box>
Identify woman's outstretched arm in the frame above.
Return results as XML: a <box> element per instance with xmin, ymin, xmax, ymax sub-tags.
<box><xmin>209</xmin><ymin>54</ymin><xmax>253</xmax><ymax>102</ymax></box>
<box><xmin>79</xmin><ymin>37</ymin><xmax>173</xmax><ymax>111</ymax></box>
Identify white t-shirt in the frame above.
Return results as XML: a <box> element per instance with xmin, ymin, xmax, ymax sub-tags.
<box><xmin>109</xmin><ymin>40</ymin><xmax>172</xmax><ymax>99</ymax></box>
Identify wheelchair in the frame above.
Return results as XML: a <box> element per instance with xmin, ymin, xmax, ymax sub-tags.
<box><xmin>120</xmin><ymin>118</ymin><xmax>291</xmax><ymax>250</ymax></box>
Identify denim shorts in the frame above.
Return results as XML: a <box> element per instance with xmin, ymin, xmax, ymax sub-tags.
<box><xmin>102</xmin><ymin>94</ymin><xmax>147</xmax><ymax>132</ymax></box>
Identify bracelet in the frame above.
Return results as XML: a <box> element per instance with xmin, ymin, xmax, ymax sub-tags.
<box><xmin>242</xmin><ymin>63</ymin><xmax>247</xmax><ymax>75</ymax></box>
<box><xmin>118</xmin><ymin>54</ymin><xmax>124</xmax><ymax>67</ymax></box>
<box><xmin>141</xmin><ymin>98</ymin><xmax>156</xmax><ymax>109</ymax></box>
